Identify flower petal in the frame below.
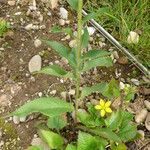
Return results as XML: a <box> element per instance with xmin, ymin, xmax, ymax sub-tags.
<box><xmin>105</xmin><ymin>107</ymin><xmax>112</xmax><ymax>113</ymax></box>
<box><xmin>105</xmin><ymin>101</ymin><xmax>111</xmax><ymax>108</ymax></box>
<box><xmin>95</xmin><ymin>105</ymin><xmax>102</xmax><ymax>110</ymax></box>
<box><xmin>100</xmin><ymin>99</ymin><xmax>105</xmax><ymax>107</ymax></box>
<box><xmin>100</xmin><ymin>109</ymin><xmax>106</xmax><ymax>117</ymax></box>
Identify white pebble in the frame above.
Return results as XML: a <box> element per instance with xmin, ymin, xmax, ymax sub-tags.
<box><xmin>34</xmin><ymin>39</ymin><xmax>42</xmax><ymax>48</ymax></box>
<box><xmin>60</xmin><ymin>7</ymin><xmax>68</xmax><ymax>20</ymax></box>
<box><xmin>135</xmin><ymin>109</ymin><xmax>148</xmax><ymax>124</ymax></box>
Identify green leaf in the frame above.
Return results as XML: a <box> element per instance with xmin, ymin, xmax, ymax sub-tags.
<box><xmin>82</xmin><ymin>50</ymin><xmax>110</xmax><ymax>61</ymax></box>
<box><xmin>67</xmin><ymin>0</ymin><xmax>78</xmax><ymax>10</ymax></box>
<box><xmin>121</xmin><ymin>111</ymin><xmax>133</xmax><ymax>125</ymax></box>
<box><xmin>111</xmin><ymin>143</ymin><xmax>127</xmax><ymax>150</ymax></box>
<box><xmin>47</xmin><ymin>115</ymin><xmax>66</xmax><ymax>130</ymax></box>
<box><xmin>83</xmin><ymin>7</ymin><xmax>110</xmax><ymax>24</ymax></box>
<box><xmin>37</xmin><ymin>65</ymin><xmax>74</xmax><ymax>78</ymax></box>
<box><xmin>66</xmin><ymin>144</ymin><xmax>77</xmax><ymax>150</ymax></box>
<box><xmin>81</xmin><ymin>28</ymin><xmax>89</xmax><ymax>48</ymax></box>
<box><xmin>95</xmin><ymin>137</ymin><xmax>108</xmax><ymax>150</ymax></box>
<box><xmin>44</xmin><ymin>40</ymin><xmax>76</xmax><ymax>68</ymax></box>
<box><xmin>27</xmin><ymin>146</ymin><xmax>44</xmax><ymax>150</ymax></box>
<box><xmin>118</xmin><ymin>123</ymin><xmax>137</xmax><ymax>142</ymax></box>
<box><xmin>38</xmin><ymin>126</ymin><xmax>64</xmax><ymax>149</ymax></box>
<box><xmin>10</xmin><ymin>97</ymin><xmax>74</xmax><ymax>117</ymax></box>
<box><xmin>82</xmin><ymin>57</ymin><xmax>112</xmax><ymax>72</ymax></box>
<box><xmin>51</xmin><ymin>26</ymin><xmax>73</xmax><ymax>36</ymax></box>
<box><xmin>77</xmin><ymin>131</ymin><xmax>97</xmax><ymax>150</ymax></box>
<box><xmin>44</xmin><ymin>40</ymin><xmax>69</xmax><ymax>58</ymax></box>
<box><xmin>90</xmin><ymin>128</ymin><xmax>121</xmax><ymax>142</ymax></box>
<box><xmin>102</xmin><ymin>79</ymin><xmax>120</xmax><ymax>99</ymax></box>
<box><xmin>77</xmin><ymin>111</ymin><xmax>104</xmax><ymax>127</ymax></box>
<box><xmin>80</xmin><ymin>82</ymin><xmax>107</xmax><ymax>99</ymax></box>
<box><xmin>105</xmin><ymin>110</ymin><xmax>123</xmax><ymax>130</ymax></box>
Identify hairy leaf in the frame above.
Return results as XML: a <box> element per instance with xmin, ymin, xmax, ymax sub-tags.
<box><xmin>90</xmin><ymin>128</ymin><xmax>121</xmax><ymax>142</ymax></box>
<box><xmin>51</xmin><ymin>26</ymin><xmax>73</xmax><ymax>36</ymax></box>
<box><xmin>27</xmin><ymin>146</ymin><xmax>44</xmax><ymax>150</ymax></box>
<box><xmin>102</xmin><ymin>79</ymin><xmax>120</xmax><ymax>99</ymax></box>
<box><xmin>38</xmin><ymin>126</ymin><xmax>64</xmax><ymax>149</ymax></box>
<box><xmin>11</xmin><ymin>97</ymin><xmax>74</xmax><ymax>117</ymax></box>
<box><xmin>47</xmin><ymin>115</ymin><xmax>66</xmax><ymax>130</ymax></box>
<box><xmin>77</xmin><ymin>111</ymin><xmax>104</xmax><ymax>127</ymax></box>
<box><xmin>81</xmin><ymin>28</ymin><xmax>89</xmax><ymax>48</ymax></box>
<box><xmin>111</xmin><ymin>143</ymin><xmax>127</xmax><ymax>150</ymax></box>
<box><xmin>83</xmin><ymin>7</ymin><xmax>110</xmax><ymax>24</ymax></box>
<box><xmin>82</xmin><ymin>57</ymin><xmax>112</xmax><ymax>72</ymax></box>
<box><xmin>80</xmin><ymin>82</ymin><xmax>107</xmax><ymax>99</ymax></box>
<box><xmin>118</xmin><ymin>123</ymin><xmax>137</xmax><ymax>142</ymax></box>
<box><xmin>66</xmin><ymin>144</ymin><xmax>77</xmax><ymax>150</ymax></box>
<box><xmin>77</xmin><ymin>131</ymin><xmax>97</xmax><ymax>150</ymax></box>
<box><xmin>67</xmin><ymin>0</ymin><xmax>78</xmax><ymax>10</ymax></box>
<box><xmin>37</xmin><ymin>65</ymin><xmax>74</xmax><ymax>78</ymax></box>
<box><xmin>105</xmin><ymin>110</ymin><xmax>123</xmax><ymax>130</ymax></box>
<box><xmin>82</xmin><ymin>50</ymin><xmax>110</xmax><ymax>60</ymax></box>
<box><xmin>44</xmin><ymin>40</ymin><xmax>76</xmax><ymax>68</ymax></box>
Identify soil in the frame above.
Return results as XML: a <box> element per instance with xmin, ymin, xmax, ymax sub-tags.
<box><xmin>0</xmin><ymin>1</ymin><xmax>150</xmax><ymax>150</ymax></box>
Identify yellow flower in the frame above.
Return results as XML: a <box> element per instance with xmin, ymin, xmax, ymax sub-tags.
<box><xmin>95</xmin><ymin>99</ymin><xmax>112</xmax><ymax>117</ymax></box>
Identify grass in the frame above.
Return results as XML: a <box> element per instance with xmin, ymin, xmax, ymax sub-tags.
<box><xmin>84</xmin><ymin>0</ymin><xmax>150</xmax><ymax>68</ymax></box>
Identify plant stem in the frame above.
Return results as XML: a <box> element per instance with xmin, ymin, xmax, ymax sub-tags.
<box><xmin>75</xmin><ymin>0</ymin><xmax>83</xmax><ymax>123</ymax></box>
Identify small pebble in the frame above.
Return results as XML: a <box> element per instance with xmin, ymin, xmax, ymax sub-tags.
<box><xmin>34</xmin><ymin>39</ymin><xmax>42</xmax><ymax>48</ymax></box>
<box><xmin>145</xmin><ymin>113</ymin><xmax>150</xmax><ymax>131</ymax></box>
<box><xmin>60</xmin><ymin>7</ymin><xmax>68</xmax><ymax>20</ymax></box>
<box><xmin>59</xmin><ymin>19</ymin><xmax>65</xmax><ymax>26</ymax></box>
<box><xmin>135</xmin><ymin>108</ymin><xmax>148</xmax><ymax>124</ymax></box>
<box><xmin>69</xmin><ymin>89</ymin><xmax>75</xmax><ymax>95</ymax></box>
<box><xmin>131</xmin><ymin>78</ymin><xmax>140</xmax><ymax>86</ymax></box>
<box><xmin>13</xmin><ymin>116</ymin><xmax>20</xmax><ymax>124</ymax></box>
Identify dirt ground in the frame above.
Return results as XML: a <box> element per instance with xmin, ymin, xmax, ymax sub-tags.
<box><xmin>0</xmin><ymin>1</ymin><xmax>150</xmax><ymax>150</ymax></box>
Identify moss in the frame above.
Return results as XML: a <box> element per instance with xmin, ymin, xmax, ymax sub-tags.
<box><xmin>0</xmin><ymin>117</ymin><xmax>20</xmax><ymax>150</ymax></box>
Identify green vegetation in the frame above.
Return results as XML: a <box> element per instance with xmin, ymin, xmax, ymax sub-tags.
<box><xmin>10</xmin><ymin>0</ymin><xmax>139</xmax><ymax>149</ymax></box>
<box><xmin>0</xmin><ymin>18</ymin><xmax>10</xmax><ymax>37</ymax></box>
<box><xmin>84</xmin><ymin>0</ymin><xmax>150</xmax><ymax>68</ymax></box>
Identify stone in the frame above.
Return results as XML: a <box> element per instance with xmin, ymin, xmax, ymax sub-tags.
<box><xmin>117</xmin><ymin>56</ymin><xmax>128</xmax><ymax>65</ymax></box>
<box><xmin>135</xmin><ymin>108</ymin><xmax>148</xmax><ymax>124</ymax></box>
<box><xmin>59</xmin><ymin>19</ymin><xmax>65</xmax><ymax>26</ymax></box>
<box><xmin>13</xmin><ymin>116</ymin><xmax>20</xmax><ymax>124</ymax></box>
<box><xmin>144</xmin><ymin>100</ymin><xmax>150</xmax><ymax>111</ymax></box>
<box><xmin>50</xmin><ymin>90</ymin><xmax>56</xmax><ymax>95</ymax></box>
<box><xmin>127</xmin><ymin>31</ymin><xmax>139</xmax><ymax>44</ymax></box>
<box><xmin>8</xmin><ymin>0</ymin><xmax>16</xmax><ymax>6</ymax></box>
<box><xmin>60</xmin><ymin>7</ymin><xmax>68</xmax><ymax>20</ymax></box>
<box><xmin>69</xmin><ymin>40</ymin><xmax>77</xmax><ymax>48</ymax></box>
<box><xmin>131</xmin><ymin>78</ymin><xmax>140</xmax><ymax>86</ymax></box>
<box><xmin>112</xmin><ymin>97</ymin><xmax>122</xmax><ymax>110</ymax></box>
<box><xmin>91</xmin><ymin>99</ymin><xmax>99</xmax><ymax>105</ymax></box>
<box><xmin>34</xmin><ymin>39</ymin><xmax>42</xmax><ymax>48</ymax></box>
<box><xmin>0</xmin><ymin>94</ymin><xmax>12</xmax><ymax>108</ymax></box>
<box><xmin>87</xmin><ymin>27</ymin><xmax>96</xmax><ymax>36</ymax></box>
<box><xmin>69</xmin><ymin>89</ymin><xmax>75</xmax><ymax>95</ymax></box>
<box><xmin>31</xmin><ymin>137</ymin><xmax>51</xmax><ymax>150</ymax></box>
<box><xmin>10</xmin><ymin>84</ymin><xmax>21</xmax><ymax>96</ymax></box>
<box><xmin>28</xmin><ymin>55</ymin><xmax>42</xmax><ymax>73</ymax></box>
<box><xmin>137</xmin><ymin>130</ymin><xmax>145</xmax><ymax>140</ymax></box>
<box><xmin>38</xmin><ymin>92</ymin><xmax>43</xmax><ymax>97</ymax></box>
<box><xmin>145</xmin><ymin>113</ymin><xmax>150</xmax><ymax>131</ymax></box>
<box><xmin>50</xmin><ymin>0</ymin><xmax>58</xmax><ymax>10</ymax></box>
<box><xmin>61</xmin><ymin>92</ymin><xmax>67</xmax><ymax>100</ymax></box>
<box><xmin>119</xmin><ymin>82</ymin><xmax>125</xmax><ymax>90</ymax></box>
<box><xmin>25</xmin><ymin>24</ymin><xmax>33</xmax><ymax>30</ymax></box>
<box><xmin>20</xmin><ymin>116</ymin><xmax>26</xmax><ymax>122</ymax></box>
<box><xmin>112</xmin><ymin>51</ymin><xmax>119</xmax><ymax>59</ymax></box>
